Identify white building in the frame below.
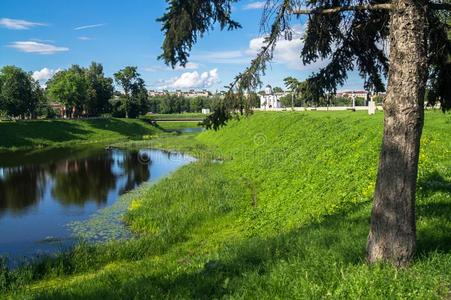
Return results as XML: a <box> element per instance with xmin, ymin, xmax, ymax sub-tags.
<box><xmin>260</xmin><ymin>85</ymin><xmax>283</xmax><ymax>109</ymax></box>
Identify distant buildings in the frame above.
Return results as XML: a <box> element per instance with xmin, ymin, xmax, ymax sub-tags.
<box><xmin>148</xmin><ymin>89</ymin><xmax>211</xmax><ymax>98</ymax></box>
<box><xmin>335</xmin><ymin>90</ymin><xmax>369</xmax><ymax>99</ymax></box>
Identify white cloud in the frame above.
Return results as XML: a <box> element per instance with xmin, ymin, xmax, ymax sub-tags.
<box><xmin>194</xmin><ymin>25</ymin><xmax>328</xmax><ymax>71</ymax></box>
<box><xmin>8</xmin><ymin>41</ymin><xmax>69</xmax><ymax>54</ymax></box>
<box><xmin>74</xmin><ymin>23</ymin><xmax>105</xmax><ymax>30</ymax></box>
<box><xmin>32</xmin><ymin>68</ymin><xmax>61</xmax><ymax>82</ymax></box>
<box><xmin>157</xmin><ymin>69</ymin><xmax>220</xmax><ymax>89</ymax></box>
<box><xmin>0</xmin><ymin>18</ymin><xmax>46</xmax><ymax>30</ymax></box>
<box><xmin>243</xmin><ymin>1</ymin><xmax>266</xmax><ymax>10</ymax></box>
<box><xmin>246</xmin><ymin>25</ymin><xmax>329</xmax><ymax>71</ymax></box>
<box><xmin>78</xmin><ymin>36</ymin><xmax>93</xmax><ymax>41</ymax></box>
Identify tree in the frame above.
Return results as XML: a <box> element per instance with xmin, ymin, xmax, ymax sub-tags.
<box><xmin>114</xmin><ymin>67</ymin><xmax>148</xmax><ymax>118</ymax></box>
<box><xmin>284</xmin><ymin>76</ymin><xmax>324</xmax><ymax>106</ymax></box>
<box><xmin>46</xmin><ymin>66</ymin><xmax>88</xmax><ymax>118</ymax></box>
<box><xmin>158</xmin><ymin>0</ymin><xmax>451</xmax><ymax>266</ymax></box>
<box><xmin>0</xmin><ymin>66</ymin><xmax>44</xmax><ymax>119</ymax></box>
<box><xmin>272</xmin><ymin>86</ymin><xmax>284</xmax><ymax>93</ymax></box>
<box><xmin>85</xmin><ymin>62</ymin><xmax>114</xmax><ymax>117</ymax></box>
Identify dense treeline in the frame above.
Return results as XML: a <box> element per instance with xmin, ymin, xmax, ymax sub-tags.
<box><xmin>46</xmin><ymin>63</ymin><xmax>114</xmax><ymax>118</ymax></box>
<box><xmin>148</xmin><ymin>94</ymin><xmax>245</xmax><ymax>114</ymax></box>
<box><xmin>0</xmin><ymin>63</ymin><xmax>224</xmax><ymax>120</ymax></box>
<box><xmin>0</xmin><ymin>66</ymin><xmax>47</xmax><ymax>119</ymax></box>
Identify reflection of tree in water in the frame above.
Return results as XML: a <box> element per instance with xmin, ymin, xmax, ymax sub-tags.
<box><xmin>50</xmin><ymin>152</ymin><xmax>117</xmax><ymax>206</ymax></box>
<box><xmin>118</xmin><ymin>151</ymin><xmax>151</xmax><ymax>194</ymax></box>
<box><xmin>0</xmin><ymin>166</ymin><xmax>46</xmax><ymax>215</ymax></box>
<box><xmin>0</xmin><ymin>149</ymin><xmax>152</xmax><ymax>214</ymax></box>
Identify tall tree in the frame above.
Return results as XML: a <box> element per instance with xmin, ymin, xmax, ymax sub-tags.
<box><xmin>85</xmin><ymin>62</ymin><xmax>114</xmax><ymax>117</ymax></box>
<box><xmin>158</xmin><ymin>0</ymin><xmax>451</xmax><ymax>266</ymax></box>
<box><xmin>114</xmin><ymin>66</ymin><xmax>148</xmax><ymax>118</ymax></box>
<box><xmin>0</xmin><ymin>66</ymin><xmax>43</xmax><ymax>119</ymax></box>
<box><xmin>46</xmin><ymin>65</ymin><xmax>88</xmax><ymax>118</ymax></box>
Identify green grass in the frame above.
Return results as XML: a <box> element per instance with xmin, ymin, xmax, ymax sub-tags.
<box><xmin>0</xmin><ymin>118</ymin><xmax>201</xmax><ymax>152</ymax></box>
<box><xmin>1</xmin><ymin>111</ymin><xmax>450</xmax><ymax>299</ymax></box>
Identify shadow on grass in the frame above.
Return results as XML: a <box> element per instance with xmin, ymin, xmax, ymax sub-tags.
<box><xmin>0</xmin><ymin>120</ymin><xmax>93</xmax><ymax>149</ymax></box>
<box><xmin>9</xmin><ymin>171</ymin><xmax>451</xmax><ymax>298</ymax></box>
<box><xmin>39</xmin><ymin>192</ymin><xmax>450</xmax><ymax>299</ymax></box>
<box><xmin>84</xmin><ymin>118</ymin><xmax>155</xmax><ymax>139</ymax></box>
<box><xmin>417</xmin><ymin>171</ymin><xmax>451</xmax><ymax>198</ymax></box>
<box><xmin>416</xmin><ymin>171</ymin><xmax>451</xmax><ymax>254</ymax></box>
<box><xmin>35</xmin><ymin>201</ymin><xmax>372</xmax><ymax>299</ymax></box>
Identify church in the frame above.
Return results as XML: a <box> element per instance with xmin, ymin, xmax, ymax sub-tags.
<box><xmin>260</xmin><ymin>85</ymin><xmax>283</xmax><ymax>109</ymax></box>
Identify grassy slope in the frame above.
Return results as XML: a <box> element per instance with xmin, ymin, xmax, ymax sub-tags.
<box><xmin>3</xmin><ymin>111</ymin><xmax>450</xmax><ymax>299</ymax></box>
<box><xmin>0</xmin><ymin>118</ymin><xmax>198</xmax><ymax>151</ymax></box>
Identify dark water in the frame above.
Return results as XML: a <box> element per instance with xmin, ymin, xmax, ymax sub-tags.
<box><xmin>0</xmin><ymin>146</ymin><xmax>195</xmax><ymax>261</ymax></box>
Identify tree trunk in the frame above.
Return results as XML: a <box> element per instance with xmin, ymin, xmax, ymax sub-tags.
<box><xmin>367</xmin><ymin>0</ymin><xmax>428</xmax><ymax>267</ymax></box>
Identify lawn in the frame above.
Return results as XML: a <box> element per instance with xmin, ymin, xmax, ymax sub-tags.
<box><xmin>1</xmin><ymin>111</ymin><xmax>449</xmax><ymax>299</ymax></box>
<box><xmin>0</xmin><ymin>118</ymin><xmax>200</xmax><ymax>152</ymax></box>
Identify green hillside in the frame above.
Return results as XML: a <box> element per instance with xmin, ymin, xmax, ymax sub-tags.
<box><xmin>2</xmin><ymin>111</ymin><xmax>450</xmax><ymax>299</ymax></box>
<box><xmin>0</xmin><ymin>118</ymin><xmax>196</xmax><ymax>151</ymax></box>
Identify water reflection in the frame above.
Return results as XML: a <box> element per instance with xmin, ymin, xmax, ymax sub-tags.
<box><xmin>0</xmin><ymin>165</ymin><xmax>46</xmax><ymax>215</ymax></box>
<box><xmin>0</xmin><ymin>148</ymin><xmax>150</xmax><ymax>214</ymax></box>
<box><xmin>0</xmin><ymin>146</ymin><xmax>195</xmax><ymax>261</ymax></box>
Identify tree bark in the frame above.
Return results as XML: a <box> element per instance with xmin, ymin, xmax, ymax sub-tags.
<box><xmin>367</xmin><ymin>0</ymin><xmax>428</xmax><ymax>267</ymax></box>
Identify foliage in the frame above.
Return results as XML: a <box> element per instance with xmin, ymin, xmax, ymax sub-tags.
<box><xmin>159</xmin><ymin>0</ymin><xmax>450</xmax><ymax>129</ymax></box>
<box><xmin>272</xmin><ymin>86</ymin><xmax>283</xmax><ymax>93</ymax></box>
<box><xmin>46</xmin><ymin>63</ymin><xmax>114</xmax><ymax>117</ymax></box>
<box><xmin>85</xmin><ymin>63</ymin><xmax>114</xmax><ymax>116</ymax></box>
<box><xmin>147</xmin><ymin>94</ymin><xmax>223</xmax><ymax>114</ymax></box>
<box><xmin>283</xmin><ymin>76</ymin><xmax>322</xmax><ymax>106</ymax></box>
<box><xmin>0</xmin><ymin>66</ymin><xmax>45</xmax><ymax>119</ymax></box>
<box><xmin>114</xmin><ymin>67</ymin><xmax>148</xmax><ymax>118</ymax></box>
<box><xmin>333</xmin><ymin>96</ymin><xmax>351</xmax><ymax>106</ymax></box>
<box><xmin>1</xmin><ymin>112</ymin><xmax>450</xmax><ymax>298</ymax></box>
<box><xmin>158</xmin><ymin>0</ymin><xmax>241</xmax><ymax>67</ymax></box>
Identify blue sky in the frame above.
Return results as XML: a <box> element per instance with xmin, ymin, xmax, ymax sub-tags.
<box><xmin>0</xmin><ymin>0</ymin><xmax>366</xmax><ymax>92</ymax></box>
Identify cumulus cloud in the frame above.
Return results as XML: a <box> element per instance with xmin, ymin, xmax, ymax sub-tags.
<box><xmin>0</xmin><ymin>18</ymin><xmax>46</xmax><ymax>30</ymax></box>
<box><xmin>32</xmin><ymin>68</ymin><xmax>61</xmax><ymax>83</ymax></box>
<box><xmin>74</xmin><ymin>23</ymin><xmax>105</xmax><ymax>30</ymax></box>
<box><xmin>194</xmin><ymin>25</ymin><xmax>328</xmax><ymax>71</ymax></box>
<box><xmin>246</xmin><ymin>25</ymin><xmax>329</xmax><ymax>71</ymax></box>
<box><xmin>158</xmin><ymin>69</ymin><xmax>220</xmax><ymax>89</ymax></box>
<box><xmin>243</xmin><ymin>1</ymin><xmax>266</xmax><ymax>10</ymax></box>
<box><xmin>8</xmin><ymin>41</ymin><xmax>69</xmax><ymax>54</ymax></box>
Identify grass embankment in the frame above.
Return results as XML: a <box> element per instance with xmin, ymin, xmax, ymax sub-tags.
<box><xmin>0</xmin><ymin>118</ymin><xmax>198</xmax><ymax>152</ymax></box>
<box><xmin>2</xmin><ymin>112</ymin><xmax>450</xmax><ymax>299</ymax></box>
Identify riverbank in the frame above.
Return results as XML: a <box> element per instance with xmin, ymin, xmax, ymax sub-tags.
<box><xmin>0</xmin><ymin>118</ymin><xmax>199</xmax><ymax>152</ymax></box>
<box><xmin>1</xmin><ymin>111</ymin><xmax>450</xmax><ymax>299</ymax></box>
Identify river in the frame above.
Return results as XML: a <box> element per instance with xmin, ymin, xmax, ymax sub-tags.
<box><xmin>0</xmin><ymin>146</ymin><xmax>195</xmax><ymax>263</ymax></box>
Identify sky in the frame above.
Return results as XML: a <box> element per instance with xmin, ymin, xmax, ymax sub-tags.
<box><xmin>0</xmin><ymin>0</ymin><xmax>367</xmax><ymax>92</ymax></box>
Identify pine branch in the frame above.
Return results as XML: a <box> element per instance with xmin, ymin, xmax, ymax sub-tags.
<box><xmin>291</xmin><ymin>4</ymin><xmax>392</xmax><ymax>15</ymax></box>
<box><xmin>291</xmin><ymin>2</ymin><xmax>451</xmax><ymax>15</ymax></box>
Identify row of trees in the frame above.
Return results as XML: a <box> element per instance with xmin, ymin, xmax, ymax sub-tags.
<box><xmin>0</xmin><ymin>64</ymin><xmax>224</xmax><ymax>119</ymax></box>
<box><xmin>46</xmin><ymin>64</ymin><xmax>151</xmax><ymax>118</ymax></box>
